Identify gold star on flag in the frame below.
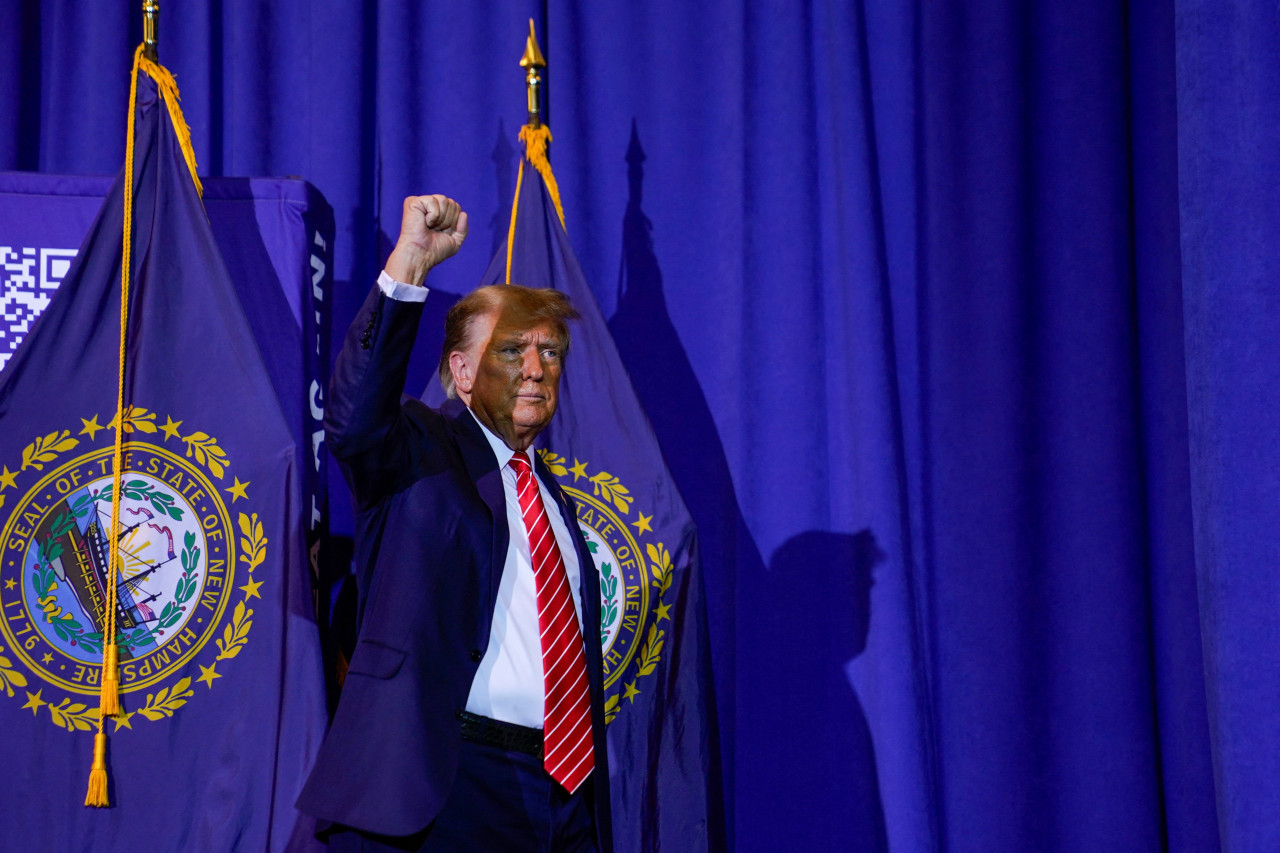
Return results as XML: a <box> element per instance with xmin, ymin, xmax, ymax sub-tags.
<box><xmin>655</xmin><ymin>601</ymin><xmax>672</xmax><ymax>622</ymax></box>
<box><xmin>21</xmin><ymin>690</ymin><xmax>46</xmax><ymax>716</ymax></box>
<box><xmin>40</xmin><ymin>652</ymin><xmax>53</xmax><ymax>664</ymax></box>
<box><xmin>226</xmin><ymin>477</ymin><xmax>250</xmax><ymax>503</ymax></box>
<box><xmin>160</xmin><ymin>416</ymin><xmax>183</xmax><ymax>440</ymax></box>
<box><xmin>197</xmin><ymin>662</ymin><xmax>221</xmax><ymax>688</ymax></box>
<box><xmin>239</xmin><ymin>577</ymin><xmax>264</xmax><ymax>600</ymax></box>
<box><xmin>0</xmin><ymin>465</ymin><xmax>17</xmax><ymax>491</ymax></box>
<box><xmin>632</xmin><ymin>512</ymin><xmax>653</xmax><ymax>534</ymax></box>
<box><xmin>3</xmin><ymin>578</ymin><xmax>15</xmax><ymax>590</ymax></box>
<box><xmin>622</xmin><ymin>680</ymin><xmax>641</xmax><ymax>703</ymax></box>
<box><xmin>78</xmin><ymin>415</ymin><xmax>104</xmax><ymax>441</ymax></box>
<box><xmin>113</xmin><ymin>711</ymin><xmax>135</xmax><ymax>731</ymax></box>
<box><xmin>569</xmin><ymin>459</ymin><xmax>588</xmax><ymax>481</ymax></box>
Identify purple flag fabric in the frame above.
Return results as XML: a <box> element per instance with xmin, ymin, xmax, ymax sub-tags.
<box><xmin>478</xmin><ymin>158</ymin><xmax>723</xmax><ymax>853</ymax></box>
<box><xmin>0</xmin><ymin>72</ymin><xmax>325</xmax><ymax>849</ymax></box>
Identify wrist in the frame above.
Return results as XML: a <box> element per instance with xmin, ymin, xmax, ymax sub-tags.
<box><xmin>384</xmin><ymin>242</ymin><xmax>433</xmax><ymax>287</ymax></box>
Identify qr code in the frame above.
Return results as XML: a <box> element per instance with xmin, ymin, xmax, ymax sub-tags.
<box><xmin>0</xmin><ymin>246</ymin><xmax>78</xmax><ymax>372</ymax></box>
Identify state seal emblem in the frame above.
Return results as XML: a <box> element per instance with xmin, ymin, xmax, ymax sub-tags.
<box><xmin>538</xmin><ymin>450</ymin><xmax>675</xmax><ymax>724</ymax></box>
<box><xmin>0</xmin><ymin>406</ymin><xmax>266</xmax><ymax>731</ymax></box>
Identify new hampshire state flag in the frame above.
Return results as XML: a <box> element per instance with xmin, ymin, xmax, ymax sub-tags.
<box><xmin>0</xmin><ymin>55</ymin><xmax>325</xmax><ymax>849</ymax></box>
<box><xmin>480</xmin><ymin>129</ymin><xmax>721</xmax><ymax>853</ymax></box>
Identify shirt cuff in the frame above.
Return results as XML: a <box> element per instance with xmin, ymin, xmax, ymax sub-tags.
<box><xmin>377</xmin><ymin>270</ymin><xmax>430</xmax><ymax>303</ymax></box>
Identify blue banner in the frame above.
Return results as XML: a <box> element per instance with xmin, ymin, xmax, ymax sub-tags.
<box><xmin>0</xmin><ymin>172</ymin><xmax>335</xmax><ymax>554</ymax></box>
<box><xmin>478</xmin><ymin>150</ymin><xmax>722</xmax><ymax>853</ymax></box>
<box><xmin>0</xmin><ymin>71</ymin><xmax>325</xmax><ymax>849</ymax></box>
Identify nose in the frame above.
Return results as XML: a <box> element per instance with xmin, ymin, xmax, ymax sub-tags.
<box><xmin>521</xmin><ymin>347</ymin><xmax>544</xmax><ymax>381</ymax></box>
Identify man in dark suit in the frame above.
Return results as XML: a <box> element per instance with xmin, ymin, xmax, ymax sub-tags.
<box><xmin>298</xmin><ymin>195</ymin><xmax>612</xmax><ymax>852</ymax></box>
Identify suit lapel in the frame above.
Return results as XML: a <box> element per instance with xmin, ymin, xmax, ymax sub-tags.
<box><xmin>445</xmin><ymin>400</ymin><xmax>508</xmax><ymax>613</ymax></box>
<box><xmin>443</xmin><ymin>405</ymin><xmax>601</xmax><ymax>685</ymax></box>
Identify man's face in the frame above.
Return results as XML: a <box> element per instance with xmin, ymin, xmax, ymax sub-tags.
<box><xmin>462</xmin><ymin>307</ymin><xmax>565</xmax><ymax>450</ymax></box>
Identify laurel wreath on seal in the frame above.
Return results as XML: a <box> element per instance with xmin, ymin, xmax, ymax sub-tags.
<box><xmin>597</xmin><ymin>554</ymin><xmax>619</xmax><ymax>648</ymax></box>
<box><xmin>1</xmin><ymin>413</ymin><xmax>266</xmax><ymax>732</ymax></box>
<box><xmin>216</xmin><ymin>601</ymin><xmax>254</xmax><ymax>661</ymax></box>
<box><xmin>539</xmin><ymin>451</ymin><xmax>570</xmax><ymax>476</ymax></box>
<box><xmin>589</xmin><ymin>471</ymin><xmax>633</xmax><ymax>515</ymax></box>
<box><xmin>183</xmin><ymin>433</ymin><xmax>229</xmax><ymax>479</ymax></box>
<box><xmin>136</xmin><ymin>677</ymin><xmax>195</xmax><ymax>721</ymax></box>
<box><xmin>538</xmin><ymin>449</ymin><xmax>673</xmax><ymax>724</ymax></box>
<box><xmin>0</xmin><ymin>645</ymin><xmax>29</xmax><ymax>697</ymax></box>
<box><xmin>20</xmin><ymin>430</ymin><xmax>79</xmax><ymax>472</ymax></box>
<box><xmin>109</xmin><ymin>406</ymin><xmax>157</xmax><ymax>434</ymax></box>
<box><xmin>47</xmin><ymin>696</ymin><xmax>99</xmax><ymax>731</ymax></box>
<box><xmin>238</xmin><ymin>513</ymin><xmax>267</xmax><ymax>572</ymax></box>
<box><xmin>212</xmin><ymin>512</ymin><xmax>268</xmax><ymax>662</ymax></box>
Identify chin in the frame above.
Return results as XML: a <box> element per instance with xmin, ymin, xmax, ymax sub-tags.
<box><xmin>515</xmin><ymin>418</ymin><xmax>552</xmax><ymax>434</ymax></box>
<box><xmin>513</xmin><ymin>412</ymin><xmax>553</xmax><ymax>434</ymax></box>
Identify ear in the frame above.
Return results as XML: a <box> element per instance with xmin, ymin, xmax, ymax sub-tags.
<box><xmin>449</xmin><ymin>350</ymin><xmax>474</xmax><ymax>395</ymax></box>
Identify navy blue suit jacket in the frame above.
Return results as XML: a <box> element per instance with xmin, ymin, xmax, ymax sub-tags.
<box><xmin>297</xmin><ymin>285</ymin><xmax>612</xmax><ymax>850</ymax></box>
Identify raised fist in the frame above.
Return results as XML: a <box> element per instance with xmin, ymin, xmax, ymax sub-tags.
<box><xmin>384</xmin><ymin>194</ymin><xmax>469</xmax><ymax>286</ymax></box>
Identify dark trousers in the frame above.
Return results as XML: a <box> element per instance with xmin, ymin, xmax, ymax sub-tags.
<box><xmin>326</xmin><ymin>739</ymin><xmax>598</xmax><ymax>852</ymax></box>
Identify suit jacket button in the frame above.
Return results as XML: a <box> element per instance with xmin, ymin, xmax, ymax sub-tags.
<box><xmin>469</xmin><ymin>649</ymin><xmax>482</xmax><ymax>662</ymax></box>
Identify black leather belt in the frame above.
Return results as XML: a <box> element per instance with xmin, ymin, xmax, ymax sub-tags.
<box><xmin>457</xmin><ymin>709</ymin><xmax>544</xmax><ymax>758</ymax></box>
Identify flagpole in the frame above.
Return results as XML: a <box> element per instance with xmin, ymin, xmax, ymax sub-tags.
<box><xmin>143</xmin><ymin>0</ymin><xmax>159</xmax><ymax>61</ymax></box>
<box><xmin>507</xmin><ymin>20</ymin><xmax>562</xmax><ymax>281</ymax></box>
<box><xmin>520</xmin><ymin>19</ymin><xmax>546</xmax><ymax>128</ymax></box>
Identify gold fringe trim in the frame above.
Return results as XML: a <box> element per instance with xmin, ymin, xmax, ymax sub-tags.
<box><xmin>518</xmin><ymin>124</ymin><xmax>565</xmax><ymax>228</ymax></box>
<box><xmin>137</xmin><ymin>51</ymin><xmax>203</xmax><ymax>197</ymax></box>
<box><xmin>505</xmin><ymin>123</ymin><xmax>568</xmax><ymax>283</ymax></box>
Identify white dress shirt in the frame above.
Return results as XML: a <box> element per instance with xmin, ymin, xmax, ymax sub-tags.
<box><xmin>377</xmin><ymin>271</ymin><xmax>585</xmax><ymax>729</ymax></box>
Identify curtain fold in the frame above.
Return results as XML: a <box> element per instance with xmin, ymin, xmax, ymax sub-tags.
<box><xmin>1174</xmin><ymin>2</ymin><xmax>1280</xmax><ymax>849</ymax></box>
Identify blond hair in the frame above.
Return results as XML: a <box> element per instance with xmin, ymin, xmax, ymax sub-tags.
<box><xmin>438</xmin><ymin>284</ymin><xmax>579</xmax><ymax>398</ymax></box>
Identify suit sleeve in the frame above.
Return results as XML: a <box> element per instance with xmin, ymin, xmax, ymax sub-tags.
<box><xmin>325</xmin><ymin>282</ymin><xmax>427</xmax><ymax>503</ymax></box>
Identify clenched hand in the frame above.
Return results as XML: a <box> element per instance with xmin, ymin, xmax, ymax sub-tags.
<box><xmin>384</xmin><ymin>194</ymin><xmax>469</xmax><ymax>286</ymax></box>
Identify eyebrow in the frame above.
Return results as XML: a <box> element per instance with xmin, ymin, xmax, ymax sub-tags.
<box><xmin>493</xmin><ymin>332</ymin><xmax>565</xmax><ymax>350</ymax></box>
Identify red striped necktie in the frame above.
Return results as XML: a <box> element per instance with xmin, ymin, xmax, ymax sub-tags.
<box><xmin>510</xmin><ymin>451</ymin><xmax>595</xmax><ymax>793</ymax></box>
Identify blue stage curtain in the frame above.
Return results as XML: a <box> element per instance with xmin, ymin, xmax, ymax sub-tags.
<box><xmin>1174</xmin><ymin>2</ymin><xmax>1280</xmax><ymax>850</ymax></box>
<box><xmin>3</xmin><ymin>1</ymin><xmax>1277</xmax><ymax>850</ymax></box>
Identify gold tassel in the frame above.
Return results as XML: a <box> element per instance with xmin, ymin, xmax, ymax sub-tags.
<box><xmin>505</xmin><ymin>158</ymin><xmax>526</xmax><ymax>285</ymax></box>
<box><xmin>518</xmin><ymin>124</ymin><xmax>566</xmax><ymax>228</ymax></box>
<box><xmin>137</xmin><ymin>53</ymin><xmax>202</xmax><ymax>197</ymax></box>
<box><xmin>82</xmin><ymin>39</ymin><xmax>201</xmax><ymax>810</ymax></box>
<box><xmin>83</xmin><ymin>41</ymin><xmax>203</xmax><ymax>808</ymax></box>
<box><xmin>98</xmin><ymin>644</ymin><xmax>120</xmax><ymax>716</ymax></box>
<box><xmin>506</xmin><ymin>123</ymin><xmax>569</xmax><ymax>283</ymax></box>
<box><xmin>84</xmin><ymin>732</ymin><xmax>110</xmax><ymax>807</ymax></box>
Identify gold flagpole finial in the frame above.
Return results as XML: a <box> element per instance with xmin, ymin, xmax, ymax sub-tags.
<box><xmin>143</xmin><ymin>0</ymin><xmax>159</xmax><ymax>61</ymax></box>
<box><xmin>519</xmin><ymin>19</ymin><xmax>547</xmax><ymax>128</ymax></box>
